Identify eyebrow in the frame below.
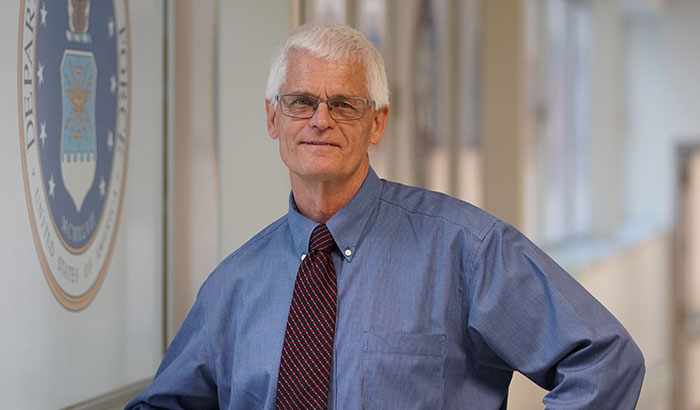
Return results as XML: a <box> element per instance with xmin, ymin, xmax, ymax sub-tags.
<box><xmin>285</xmin><ymin>91</ymin><xmax>367</xmax><ymax>100</ymax></box>
<box><xmin>283</xmin><ymin>91</ymin><xmax>361</xmax><ymax>100</ymax></box>
<box><xmin>284</xmin><ymin>90</ymin><xmax>313</xmax><ymax>96</ymax></box>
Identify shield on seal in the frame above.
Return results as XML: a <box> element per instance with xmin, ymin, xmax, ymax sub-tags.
<box><xmin>60</xmin><ymin>50</ymin><xmax>97</xmax><ymax>213</ymax></box>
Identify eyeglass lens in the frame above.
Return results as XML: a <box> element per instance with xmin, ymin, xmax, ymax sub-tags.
<box><xmin>279</xmin><ymin>94</ymin><xmax>367</xmax><ymax>120</ymax></box>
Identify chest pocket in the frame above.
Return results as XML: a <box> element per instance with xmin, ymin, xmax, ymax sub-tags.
<box><xmin>361</xmin><ymin>331</ymin><xmax>446</xmax><ymax>410</ymax></box>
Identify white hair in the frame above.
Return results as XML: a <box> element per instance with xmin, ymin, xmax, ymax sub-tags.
<box><xmin>265</xmin><ymin>21</ymin><xmax>389</xmax><ymax>109</ymax></box>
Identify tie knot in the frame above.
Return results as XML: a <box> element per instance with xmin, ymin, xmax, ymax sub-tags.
<box><xmin>309</xmin><ymin>224</ymin><xmax>335</xmax><ymax>252</ymax></box>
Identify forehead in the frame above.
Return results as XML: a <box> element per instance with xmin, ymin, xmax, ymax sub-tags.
<box><xmin>282</xmin><ymin>50</ymin><xmax>368</xmax><ymax>97</ymax></box>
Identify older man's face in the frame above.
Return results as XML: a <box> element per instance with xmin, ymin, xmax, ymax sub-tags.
<box><xmin>266</xmin><ymin>50</ymin><xmax>387</xmax><ymax>186</ymax></box>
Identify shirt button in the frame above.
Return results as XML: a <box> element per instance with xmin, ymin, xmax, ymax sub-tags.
<box><xmin>344</xmin><ymin>249</ymin><xmax>352</xmax><ymax>257</ymax></box>
<box><xmin>301</xmin><ymin>253</ymin><xmax>306</xmax><ymax>261</ymax></box>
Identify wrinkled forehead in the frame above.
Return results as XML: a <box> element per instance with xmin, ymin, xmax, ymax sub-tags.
<box><xmin>282</xmin><ymin>49</ymin><xmax>369</xmax><ymax>96</ymax></box>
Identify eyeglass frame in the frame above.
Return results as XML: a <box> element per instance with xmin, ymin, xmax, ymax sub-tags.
<box><xmin>275</xmin><ymin>94</ymin><xmax>376</xmax><ymax>121</ymax></box>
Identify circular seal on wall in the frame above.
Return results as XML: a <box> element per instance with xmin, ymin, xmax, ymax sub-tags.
<box><xmin>18</xmin><ymin>0</ymin><xmax>130</xmax><ymax>311</ymax></box>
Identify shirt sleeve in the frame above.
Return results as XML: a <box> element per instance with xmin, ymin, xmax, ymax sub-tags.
<box><xmin>125</xmin><ymin>281</ymin><xmax>219</xmax><ymax>410</ymax></box>
<box><xmin>465</xmin><ymin>220</ymin><xmax>645</xmax><ymax>409</ymax></box>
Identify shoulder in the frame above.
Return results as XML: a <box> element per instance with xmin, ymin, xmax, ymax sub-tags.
<box><xmin>377</xmin><ymin>178</ymin><xmax>498</xmax><ymax>242</ymax></box>
<box><xmin>203</xmin><ymin>214</ymin><xmax>290</xmax><ymax>288</ymax></box>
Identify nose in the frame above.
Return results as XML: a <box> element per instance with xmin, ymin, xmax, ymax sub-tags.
<box><xmin>308</xmin><ymin>101</ymin><xmax>335</xmax><ymax>130</ymax></box>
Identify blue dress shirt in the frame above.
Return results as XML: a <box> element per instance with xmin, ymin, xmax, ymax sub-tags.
<box><xmin>127</xmin><ymin>167</ymin><xmax>645</xmax><ymax>410</ymax></box>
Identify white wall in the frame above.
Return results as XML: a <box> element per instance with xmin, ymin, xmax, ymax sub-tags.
<box><xmin>623</xmin><ymin>14</ymin><xmax>665</xmax><ymax>228</ymax></box>
<box><xmin>623</xmin><ymin>0</ymin><xmax>700</xmax><ymax>232</ymax></box>
<box><xmin>663</xmin><ymin>0</ymin><xmax>700</xmax><ymax>140</ymax></box>
<box><xmin>169</xmin><ymin>0</ymin><xmax>222</xmax><ymax>343</ymax></box>
<box><xmin>589</xmin><ymin>0</ymin><xmax>624</xmax><ymax>237</ymax></box>
<box><xmin>217</xmin><ymin>0</ymin><xmax>292</xmax><ymax>256</ymax></box>
<box><xmin>0</xmin><ymin>2</ymin><xmax>164</xmax><ymax>407</ymax></box>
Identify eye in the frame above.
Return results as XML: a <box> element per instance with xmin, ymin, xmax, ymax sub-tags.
<box><xmin>331</xmin><ymin>99</ymin><xmax>357</xmax><ymax>110</ymax></box>
<box><xmin>294</xmin><ymin>96</ymin><xmax>311</xmax><ymax>106</ymax></box>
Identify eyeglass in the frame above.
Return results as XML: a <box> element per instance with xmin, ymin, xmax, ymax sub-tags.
<box><xmin>276</xmin><ymin>94</ymin><xmax>375</xmax><ymax>121</ymax></box>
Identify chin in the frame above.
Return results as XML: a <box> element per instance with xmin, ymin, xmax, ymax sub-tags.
<box><xmin>300</xmin><ymin>169</ymin><xmax>341</xmax><ymax>181</ymax></box>
<box><xmin>288</xmin><ymin>163</ymin><xmax>341</xmax><ymax>180</ymax></box>
<box><xmin>291</xmin><ymin>159</ymin><xmax>336</xmax><ymax>176</ymax></box>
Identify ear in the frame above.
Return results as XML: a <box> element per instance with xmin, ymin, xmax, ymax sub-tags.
<box><xmin>369</xmin><ymin>106</ymin><xmax>389</xmax><ymax>146</ymax></box>
<box><xmin>265</xmin><ymin>99</ymin><xmax>278</xmax><ymax>140</ymax></box>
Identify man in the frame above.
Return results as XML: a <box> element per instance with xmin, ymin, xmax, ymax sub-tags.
<box><xmin>127</xmin><ymin>22</ymin><xmax>644</xmax><ymax>410</ymax></box>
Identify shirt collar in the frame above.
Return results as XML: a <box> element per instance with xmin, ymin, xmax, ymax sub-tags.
<box><xmin>287</xmin><ymin>167</ymin><xmax>382</xmax><ymax>262</ymax></box>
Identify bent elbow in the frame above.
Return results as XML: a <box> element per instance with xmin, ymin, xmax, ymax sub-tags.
<box><xmin>626</xmin><ymin>339</ymin><xmax>646</xmax><ymax>385</ymax></box>
<box><xmin>607</xmin><ymin>331</ymin><xmax>646</xmax><ymax>400</ymax></box>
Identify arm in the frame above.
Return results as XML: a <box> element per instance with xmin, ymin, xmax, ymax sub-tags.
<box><xmin>125</xmin><ymin>282</ymin><xmax>218</xmax><ymax>410</ymax></box>
<box><xmin>466</xmin><ymin>221</ymin><xmax>645</xmax><ymax>409</ymax></box>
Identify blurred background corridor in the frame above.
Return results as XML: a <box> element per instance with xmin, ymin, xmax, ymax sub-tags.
<box><xmin>1</xmin><ymin>0</ymin><xmax>700</xmax><ymax>408</ymax></box>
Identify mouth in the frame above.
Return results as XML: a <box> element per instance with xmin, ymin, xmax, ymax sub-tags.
<box><xmin>301</xmin><ymin>141</ymin><xmax>338</xmax><ymax>147</ymax></box>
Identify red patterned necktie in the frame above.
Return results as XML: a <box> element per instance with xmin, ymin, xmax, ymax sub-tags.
<box><xmin>276</xmin><ymin>224</ymin><xmax>337</xmax><ymax>410</ymax></box>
